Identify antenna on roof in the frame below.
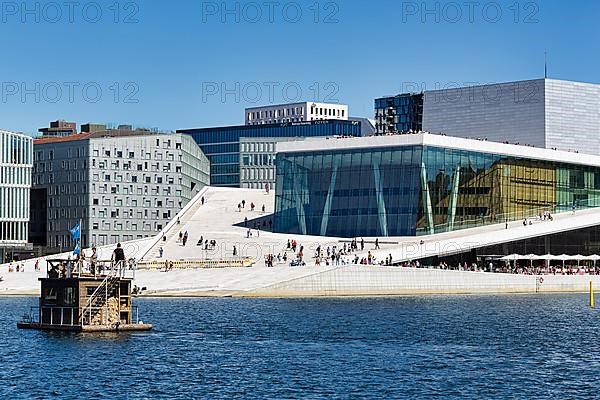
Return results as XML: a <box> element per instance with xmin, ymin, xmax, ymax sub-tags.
<box><xmin>544</xmin><ymin>49</ymin><xmax>548</xmax><ymax>79</ymax></box>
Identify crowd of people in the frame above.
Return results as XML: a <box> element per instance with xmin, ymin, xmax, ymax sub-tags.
<box><xmin>394</xmin><ymin>259</ymin><xmax>600</xmax><ymax>276</ymax></box>
<box><xmin>237</xmin><ymin>199</ymin><xmax>267</xmax><ymax>214</ymax></box>
<box><xmin>7</xmin><ymin>261</ymin><xmax>26</xmax><ymax>273</ymax></box>
<box><xmin>520</xmin><ymin>211</ymin><xmax>554</xmax><ymax>227</ymax></box>
<box><xmin>268</xmin><ymin>238</ymin><xmax>387</xmax><ymax>268</ymax></box>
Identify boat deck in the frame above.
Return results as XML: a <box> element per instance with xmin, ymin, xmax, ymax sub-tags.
<box><xmin>17</xmin><ymin>322</ymin><xmax>153</xmax><ymax>332</ymax></box>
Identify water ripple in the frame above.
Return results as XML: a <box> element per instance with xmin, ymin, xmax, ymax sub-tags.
<box><xmin>1</xmin><ymin>294</ymin><xmax>600</xmax><ymax>399</ymax></box>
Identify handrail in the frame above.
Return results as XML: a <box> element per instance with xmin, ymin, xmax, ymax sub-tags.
<box><xmin>80</xmin><ymin>260</ymin><xmax>126</xmax><ymax>326</ymax></box>
<box><xmin>80</xmin><ymin>275</ymin><xmax>111</xmax><ymax>326</ymax></box>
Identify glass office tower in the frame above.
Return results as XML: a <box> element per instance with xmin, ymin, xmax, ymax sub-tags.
<box><xmin>375</xmin><ymin>93</ymin><xmax>423</xmax><ymax>134</ymax></box>
<box><xmin>178</xmin><ymin>120</ymin><xmax>362</xmax><ymax>187</ymax></box>
<box><xmin>274</xmin><ymin>134</ymin><xmax>600</xmax><ymax>237</ymax></box>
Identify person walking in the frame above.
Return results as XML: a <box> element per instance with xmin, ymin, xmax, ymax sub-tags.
<box><xmin>159</xmin><ymin>247</ymin><xmax>164</xmax><ymax>258</ymax></box>
<box><xmin>233</xmin><ymin>245</ymin><xmax>237</xmax><ymax>257</ymax></box>
<box><xmin>360</xmin><ymin>238</ymin><xmax>364</xmax><ymax>251</ymax></box>
<box><xmin>375</xmin><ymin>238</ymin><xmax>380</xmax><ymax>249</ymax></box>
<box><xmin>242</xmin><ymin>199</ymin><xmax>246</xmax><ymax>208</ymax></box>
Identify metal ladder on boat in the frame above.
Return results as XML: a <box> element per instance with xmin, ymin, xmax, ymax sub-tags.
<box><xmin>80</xmin><ymin>267</ymin><xmax>122</xmax><ymax>326</ymax></box>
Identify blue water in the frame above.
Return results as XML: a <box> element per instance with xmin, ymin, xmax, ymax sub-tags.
<box><xmin>1</xmin><ymin>294</ymin><xmax>599</xmax><ymax>399</ymax></box>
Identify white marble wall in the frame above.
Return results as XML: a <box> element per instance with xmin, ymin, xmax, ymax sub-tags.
<box><xmin>254</xmin><ymin>266</ymin><xmax>600</xmax><ymax>296</ymax></box>
<box><xmin>545</xmin><ymin>79</ymin><xmax>600</xmax><ymax>155</ymax></box>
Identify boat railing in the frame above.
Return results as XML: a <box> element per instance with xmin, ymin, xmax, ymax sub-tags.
<box><xmin>21</xmin><ymin>306</ymin><xmax>79</xmax><ymax>327</ymax></box>
<box><xmin>21</xmin><ymin>304</ymin><xmax>141</xmax><ymax>327</ymax></box>
<box><xmin>45</xmin><ymin>258</ymin><xmax>136</xmax><ymax>280</ymax></box>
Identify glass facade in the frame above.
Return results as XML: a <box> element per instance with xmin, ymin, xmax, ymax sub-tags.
<box><xmin>274</xmin><ymin>144</ymin><xmax>600</xmax><ymax>238</ymax></box>
<box><xmin>375</xmin><ymin>93</ymin><xmax>423</xmax><ymax>134</ymax></box>
<box><xmin>178</xmin><ymin>120</ymin><xmax>362</xmax><ymax>187</ymax></box>
<box><xmin>0</xmin><ymin>130</ymin><xmax>33</xmax><ymax>248</ymax></box>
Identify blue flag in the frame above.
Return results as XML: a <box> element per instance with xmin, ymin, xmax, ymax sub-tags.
<box><xmin>73</xmin><ymin>241</ymin><xmax>81</xmax><ymax>256</ymax></box>
<box><xmin>70</xmin><ymin>222</ymin><xmax>81</xmax><ymax>240</ymax></box>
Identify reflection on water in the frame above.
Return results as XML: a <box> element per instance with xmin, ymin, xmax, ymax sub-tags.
<box><xmin>1</xmin><ymin>294</ymin><xmax>599</xmax><ymax>399</ymax></box>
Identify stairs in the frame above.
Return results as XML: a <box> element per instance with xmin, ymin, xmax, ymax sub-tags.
<box><xmin>80</xmin><ymin>275</ymin><xmax>120</xmax><ymax>326</ymax></box>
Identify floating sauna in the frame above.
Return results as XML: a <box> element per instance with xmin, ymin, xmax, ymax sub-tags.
<box><xmin>17</xmin><ymin>258</ymin><xmax>152</xmax><ymax>332</ymax></box>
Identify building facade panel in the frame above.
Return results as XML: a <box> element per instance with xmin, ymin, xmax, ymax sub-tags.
<box><xmin>239</xmin><ymin>137</ymin><xmax>308</xmax><ymax>190</ymax></box>
<box><xmin>544</xmin><ymin>79</ymin><xmax>600</xmax><ymax>154</ymax></box>
<box><xmin>422</xmin><ymin>79</ymin><xmax>547</xmax><ymax>147</ymax></box>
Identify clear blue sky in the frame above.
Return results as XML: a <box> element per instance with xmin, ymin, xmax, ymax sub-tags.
<box><xmin>0</xmin><ymin>0</ymin><xmax>598</xmax><ymax>135</ymax></box>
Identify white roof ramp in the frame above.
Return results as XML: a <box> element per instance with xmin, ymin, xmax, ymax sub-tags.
<box><xmin>370</xmin><ymin>207</ymin><xmax>600</xmax><ymax>263</ymax></box>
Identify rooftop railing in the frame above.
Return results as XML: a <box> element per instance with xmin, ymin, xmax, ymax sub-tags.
<box><xmin>45</xmin><ymin>258</ymin><xmax>136</xmax><ymax>280</ymax></box>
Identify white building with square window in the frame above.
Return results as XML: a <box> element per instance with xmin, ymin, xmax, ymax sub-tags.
<box><xmin>245</xmin><ymin>102</ymin><xmax>348</xmax><ymax>125</ymax></box>
<box><xmin>31</xmin><ymin>129</ymin><xmax>210</xmax><ymax>252</ymax></box>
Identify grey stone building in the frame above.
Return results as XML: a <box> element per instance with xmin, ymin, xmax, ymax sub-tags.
<box><xmin>30</xmin><ymin>129</ymin><xmax>210</xmax><ymax>252</ymax></box>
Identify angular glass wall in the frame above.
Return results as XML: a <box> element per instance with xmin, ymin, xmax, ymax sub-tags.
<box><xmin>274</xmin><ymin>144</ymin><xmax>600</xmax><ymax>238</ymax></box>
<box><xmin>274</xmin><ymin>146</ymin><xmax>421</xmax><ymax>237</ymax></box>
<box><xmin>417</xmin><ymin>147</ymin><xmax>600</xmax><ymax>235</ymax></box>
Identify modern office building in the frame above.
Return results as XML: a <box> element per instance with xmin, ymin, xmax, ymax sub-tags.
<box><xmin>274</xmin><ymin>133</ymin><xmax>600</xmax><ymax>238</ymax></box>
<box><xmin>239</xmin><ymin>137</ymin><xmax>308</xmax><ymax>190</ymax></box>
<box><xmin>178</xmin><ymin>119</ymin><xmax>362</xmax><ymax>187</ymax></box>
<box><xmin>30</xmin><ymin>129</ymin><xmax>209</xmax><ymax>252</ymax></box>
<box><xmin>377</xmin><ymin>78</ymin><xmax>600</xmax><ymax>154</ymax></box>
<box><xmin>38</xmin><ymin>120</ymin><xmax>77</xmax><ymax>137</ymax></box>
<box><xmin>246</xmin><ymin>102</ymin><xmax>348</xmax><ymax>125</ymax></box>
<box><xmin>0</xmin><ymin>130</ymin><xmax>33</xmax><ymax>262</ymax></box>
<box><xmin>375</xmin><ymin>93</ymin><xmax>423</xmax><ymax>134</ymax></box>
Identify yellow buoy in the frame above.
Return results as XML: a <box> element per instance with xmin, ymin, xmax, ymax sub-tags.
<box><xmin>590</xmin><ymin>281</ymin><xmax>595</xmax><ymax>308</ymax></box>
